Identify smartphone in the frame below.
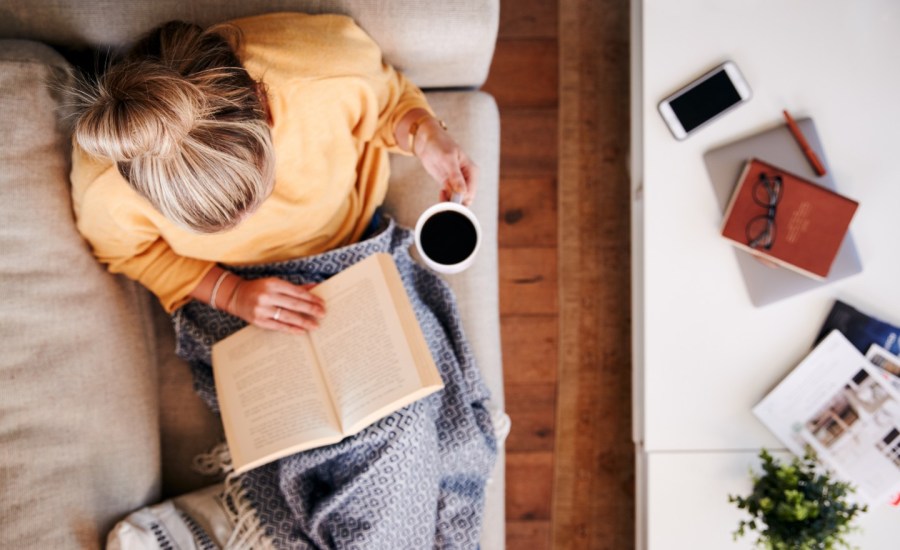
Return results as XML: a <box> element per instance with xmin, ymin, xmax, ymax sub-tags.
<box><xmin>658</xmin><ymin>61</ymin><xmax>751</xmax><ymax>140</ymax></box>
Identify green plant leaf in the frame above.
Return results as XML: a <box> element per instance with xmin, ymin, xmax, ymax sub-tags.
<box><xmin>730</xmin><ymin>449</ymin><xmax>867</xmax><ymax>549</ymax></box>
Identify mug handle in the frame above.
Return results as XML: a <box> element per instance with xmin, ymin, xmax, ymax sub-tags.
<box><xmin>450</xmin><ymin>192</ymin><xmax>463</xmax><ymax>204</ymax></box>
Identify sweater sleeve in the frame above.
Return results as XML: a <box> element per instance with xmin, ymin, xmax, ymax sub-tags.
<box><xmin>327</xmin><ymin>16</ymin><xmax>435</xmax><ymax>153</ymax></box>
<box><xmin>70</xmin><ymin>147</ymin><xmax>215</xmax><ymax>313</ymax></box>
<box><xmin>365</xmin><ymin>67</ymin><xmax>434</xmax><ymax>153</ymax></box>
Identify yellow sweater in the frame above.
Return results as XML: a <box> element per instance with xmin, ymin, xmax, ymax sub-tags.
<box><xmin>71</xmin><ymin>13</ymin><xmax>431</xmax><ymax>312</ymax></box>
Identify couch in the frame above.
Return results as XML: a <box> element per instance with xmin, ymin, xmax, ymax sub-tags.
<box><xmin>0</xmin><ymin>1</ymin><xmax>505</xmax><ymax>547</ymax></box>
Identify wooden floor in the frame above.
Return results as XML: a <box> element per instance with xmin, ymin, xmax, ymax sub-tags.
<box><xmin>483</xmin><ymin>0</ymin><xmax>634</xmax><ymax>548</ymax></box>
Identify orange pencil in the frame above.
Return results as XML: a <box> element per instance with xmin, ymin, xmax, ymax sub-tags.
<box><xmin>783</xmin><ymin>109</ymin><xmax>827</xmax><ymax>176</ymax></box>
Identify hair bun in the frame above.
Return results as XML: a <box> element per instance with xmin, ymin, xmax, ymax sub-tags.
<box><xmin>74</xmin><ymin>62</ymin><xmax>205</xmax><ymax>162</ymax></box>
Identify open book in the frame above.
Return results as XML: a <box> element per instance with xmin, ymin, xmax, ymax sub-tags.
<box><xmin>753</xmin><ymin>330</ymin><xmax>900</xmax><ymax>504</ymax></box>
<box><xmin>211</xmin><ymin>253</ymin><xmax>443</xmax><ymax>474</ymax></box>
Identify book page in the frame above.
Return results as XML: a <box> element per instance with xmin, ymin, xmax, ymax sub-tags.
<box><xmin>212</xmin><ymin>327</ymin><xmax>342</xmax><ymax>472</ymax></box>
<box><xmin>309</xmin><ymin>254</ymin><xmax>441</xmax><ymax>432</ymax></box>
<box><xmin>867</xmin><ymin>344</ymin><xmax>900</xmax><ymax>393</ymax></box>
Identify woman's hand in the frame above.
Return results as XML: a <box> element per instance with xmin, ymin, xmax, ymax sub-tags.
<box><xmin>411</xmin><ymin>117</ymin><xmax>480</xmax><ymax>206</ymax></box>
<box><xmin>227</xmin><ymin>277</ymin><xmax>326</xmax><ymax>335</ymax></box>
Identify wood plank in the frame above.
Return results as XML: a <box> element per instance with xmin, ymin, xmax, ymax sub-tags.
<box><xmin>499</xmin><ymin>109</ymin><xmax>558</xmax><ymax>178</ymax></box>
<box><xmin>500</xmin><ymin>315</ymin><xmax>558</xmax><ymax>384</ymax></box>
<box><xmin>499</xmin><ymin>247</ymin><xmax>558</xmax><ymax>316</ymax></box>
<box><xmin>499</xmin><ymin>0</ymin><xmax>559</xmax><ymax>39</ymax></box>
<box><xmin>506</xmin><ymin>451</ymin><xmax>554</xmax><ymax>521</ymax></box>
<box><xmin>552</xmin><ymin>0</ymin><xmax>635</xmax><ymax>548</ymax></box>
<box><xmin>489</xmin><ymin>2</ymin><xmax>564</xmax><ymax>548</ymax></box>
<box><xmin>498</xmin><ymin>177</ymin><xmax>558</xmax><ymax>248</ymax></box>
<box><xmin>483</xmin><ymin>39</ymin><xmax>559</xmax><ymax>109</ymax></box>
<box><xmin>505</xmin><ymin>383</ymin><xmax>556</xmax><ymax>452</ymax></box>
<box><xmin>507</xmin><ymin>520</ymin><xmax>552</xmax><ymax>550</ymax></box>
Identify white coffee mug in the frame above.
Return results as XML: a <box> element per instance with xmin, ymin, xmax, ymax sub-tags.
<box><xmin>414</xmin><ymin>194</ymin><xmax>482</xmax><ymax>274</ymax></box>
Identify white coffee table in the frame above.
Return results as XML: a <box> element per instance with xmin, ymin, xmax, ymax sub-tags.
<box><xmin>631</xmin><ymin>1</ymin><xmax>900</xmax><ymax>547</ymax></box>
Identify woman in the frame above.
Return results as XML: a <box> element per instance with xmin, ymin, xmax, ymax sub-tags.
<box><xmin>72</xmin><ymin>13</ymin><xmax>496</xmax><ymax>549</ymax></box>
<box><xmin>71</xmin><ymin>12</ymin><xmax>477</xmax><ymax>331</ymax></box>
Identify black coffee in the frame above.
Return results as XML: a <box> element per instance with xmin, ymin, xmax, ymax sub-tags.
<box><xmin>419</xmin><ymin>211</ymin><xmax>478</xmax><ymax>265</ymax></box>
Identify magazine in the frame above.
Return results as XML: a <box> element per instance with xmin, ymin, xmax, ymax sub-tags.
<box><xmin>866</xmin><ymin>344</ymin><xmax>900</xmax><ymax>394</ymax></box>
<box><xmin>753</xmin><ymin>330</ymin><xmax>900</xmax><ymax>504</ymax></box>
<box><xmin>814</xmin><ymin>300</ymin><xmax>900</xmax><ymax>356</ymax></box>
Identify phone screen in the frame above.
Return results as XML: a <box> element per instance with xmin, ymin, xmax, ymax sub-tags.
<box><xmin>669</xmin><ymin>70</ymin><xmax>741</xmax><ymax>133</ymax></box>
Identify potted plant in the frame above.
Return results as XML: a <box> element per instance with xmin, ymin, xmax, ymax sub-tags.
<box><xmin>729</xmin><ymin>449</ymin><xmax>868</xmax><ymax>550</ymax></box>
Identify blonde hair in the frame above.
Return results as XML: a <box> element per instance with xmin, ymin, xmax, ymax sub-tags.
<box><xmin>72</xmin><ymin>22</ymin><xmax>274</xmax><ymax>233</ymax></box>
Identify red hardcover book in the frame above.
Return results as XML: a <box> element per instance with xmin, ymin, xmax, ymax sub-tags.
<box><xmin>721</xmin><ymin>158</ymin><xmax>858</xmax><ymax>280</ymax></box>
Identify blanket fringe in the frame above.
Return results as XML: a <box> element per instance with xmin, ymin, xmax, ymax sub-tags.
<box><xmin>193</xmin><ymin>443</ymin><xmax>277</xmax><ymax>550</ymax></box>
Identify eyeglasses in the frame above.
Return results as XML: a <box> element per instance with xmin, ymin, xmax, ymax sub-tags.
<box><xmin>745</xmin><ymin>172</ymin><xmax>782</xmax><ymax>250</ymax></box>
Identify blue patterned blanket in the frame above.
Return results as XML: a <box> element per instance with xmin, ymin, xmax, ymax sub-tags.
<box><xmin>173</xmin><ymin>218</ymin><xmax>498</xmax><ymax>549</ymax></box>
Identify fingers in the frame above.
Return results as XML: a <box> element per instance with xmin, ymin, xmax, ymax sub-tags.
<box><xmin>263</xmin><ymin>278</ymin><xmax>324</xmax><ymax>305</ymax></box>
<box><xmin>445</xmin><ymin>173</ymin><xmax>468</xmax><ymax>202</ymax></box>
<box><xmin>417</xmin><ymin>128</ymin><xmax>479</xmax><ymax>206</ymax></box>
<box><xmin>433</xmin><ymin>152</ymin><xmax>479</xmax><ymax>206</ymax></box>
<box><xmin>254</xmin><ymin>315</ymin><xmax>310</xmax><ymax>335</ymax></box>
<box><xmin>235</xmin><ymin>278</ymin><xmax>326</xmax><ymax>335</ymax></box>
<box><xmin>264</xmin><ymin>281</ymin><xmax>326</xmax><ymax>316</ymax></box>
<box><xmin>443</xmin><ymin>160</ymin><xmax>478</xmax><ymax>206</ymax></box>
<box><xmin>268</xmin><ymin>289</ymin><xmax>325</xmax><ymax>332</ymax></box>
<box><xmin>457</xmin><ymin>157</ymin><xmax>479</xmax><ymax>206</ymax></box>
<box><xmin>270</xmin><ymin>293</ymin><xmax>325</xmax><ymax>329</ymax></box>
<box><xmin>260</xmin><ymin>306</ymin><xmax>320</xmax><ymax>334</ymax></box>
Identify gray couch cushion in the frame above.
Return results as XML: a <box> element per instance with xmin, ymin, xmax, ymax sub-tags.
<box><xmin>0</xmin><ymin>40</ymin><xmax>161</xmax><ymax>548</ymax></box>
<box><xmin>0</xmin><ymin>0</ymin><xmax>499</xmax><ymax>88</ymax></box>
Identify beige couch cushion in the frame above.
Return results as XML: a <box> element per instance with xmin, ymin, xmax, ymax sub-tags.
<box><xmin>388</xmin><ymin>91</ymin><xmax>503</xmax><ymax>408</ymax></box>
<box><xmin>0</xmin><ymin>40</ymin><xmax>161</xmax><ymax>548</ymax></box>
<box><xmin>387</xmin><ymin>90</ymin><xmax>505</xmax><ymax>550</ymax></box>
<box><xmin>0</xmin><ymin>0</ymin><xmax>499</xmax><ymax>88</ymax></box>
<box><xmin>153</xmin><ymin>301</ymin><xmax>225</xmax><ymax>498</ymax></box>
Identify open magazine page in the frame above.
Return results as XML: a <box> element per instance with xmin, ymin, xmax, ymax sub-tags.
<box><xmin>867</xmin><ymin>344</ymin><xmax>900</xmax><ymax>393</ymax></box>
<box><xmin>753</xmin><ymin>330</ymin><xmax>900</xmax><ymax>504</ymax></box>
